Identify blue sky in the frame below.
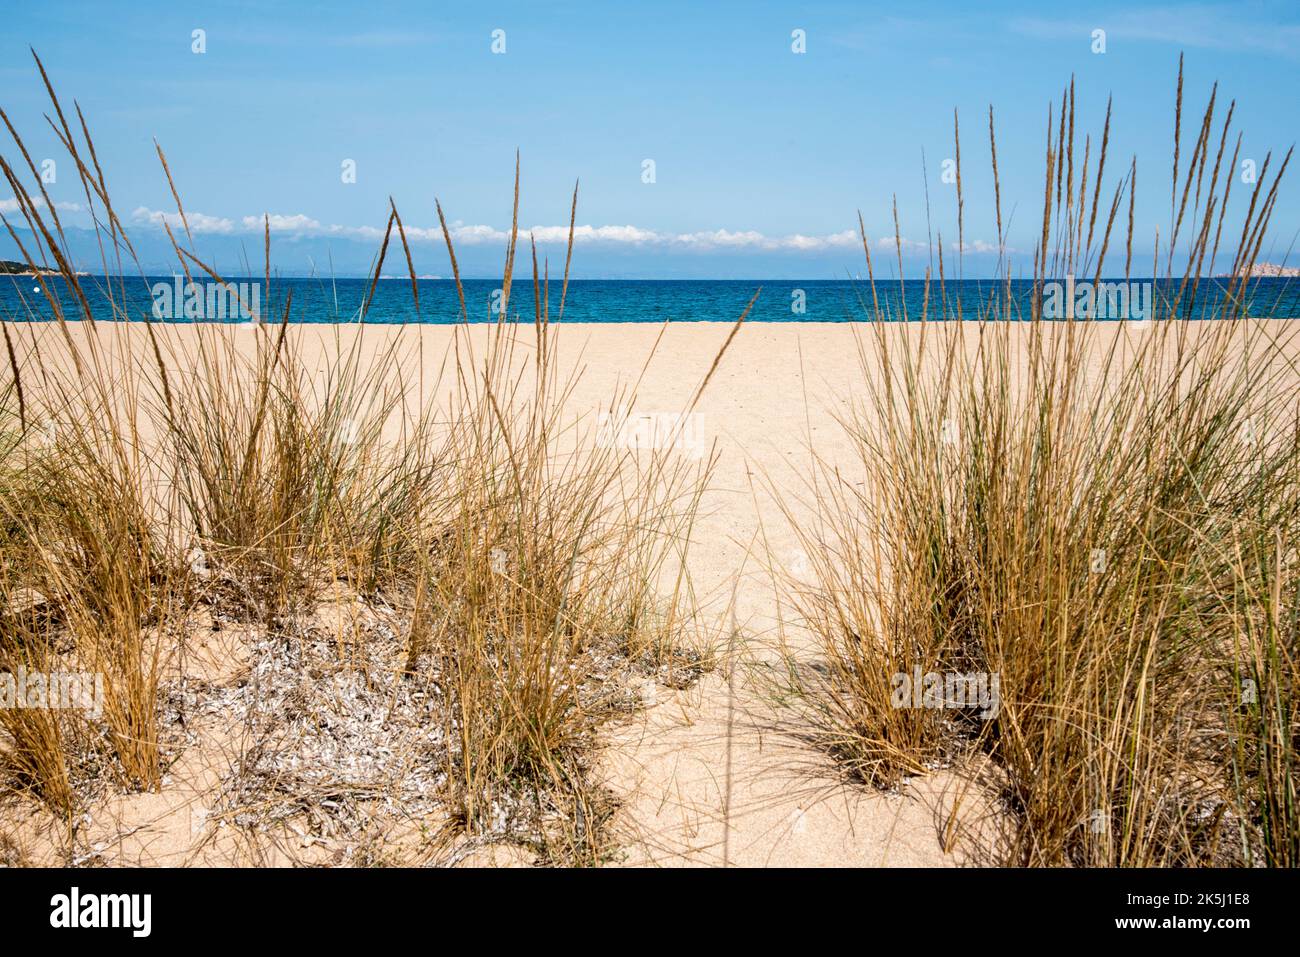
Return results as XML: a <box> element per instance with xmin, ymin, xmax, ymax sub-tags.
<box><xmin>1</xmin><ymin>0</ymin><xmax>1297</xmax><ymax>277</ymax></box>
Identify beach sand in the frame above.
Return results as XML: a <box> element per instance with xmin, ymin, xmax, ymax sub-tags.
<box><xmin>7</xmin><ymin>317</ymin><xmax>1267</xmax><ymax>867</ymax></box>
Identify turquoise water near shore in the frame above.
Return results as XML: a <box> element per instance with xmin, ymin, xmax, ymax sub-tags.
<box><xmin>3</xmin><ymin>276</ymin><xmax>1298</xmax><ymax>323</ymax></box>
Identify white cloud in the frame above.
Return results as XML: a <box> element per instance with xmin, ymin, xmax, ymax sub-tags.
<box><xmin>875</xmin><ymin>235</ymin><xmax>930</xmax><ymax>254</ymax></box>
<box><xmin>551</xmin><ymin>224</ymin><xmax>661</xmax><ymax>244</ymax></box>
<box><xmin>675</xmin><ymin>229</ymin><xmax>766</xmax><ymax>247</ymax></box>
<box><xmin>130</xmin><ymin>211</ymin><xmax>884</xmax><ymax>251</ymax></box>
<box><xmin>441</xmin><ymin>223</ymin><xmax>661</xmax><ymax>245</ymax></box>
<box><xmin>131</xmin><ymin>205</ymin><xmax>235</xmax><ymax>234</ymax></box>
<box><xmin>447</xmin><ymin>223</ymin><xmax>507</xmax><ymax>243</ymax></box>
<box><xmin>950</xmin><ymin>239</ymin><xmax>1004</xmax><ymax>254</ymax></box>
<box><xmin>122</xmin><ymin>207</ymin><xmax>1006</xmax><ymax>256</ymax></box>
<box><xmin>241</xmin><ymin>213</ymin><xmax>322</xmax><ymax>233</ymax></box>
<box><xmin>1</xmin><ymin>195</ymin><xmax>83</xmax><ymax>215</ymax></box>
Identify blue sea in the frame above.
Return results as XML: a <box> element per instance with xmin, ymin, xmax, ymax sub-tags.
<box><xmin>2</xmin><ymin>275</ymin><xmax>1297</xmax><ymax>323</ymax></box>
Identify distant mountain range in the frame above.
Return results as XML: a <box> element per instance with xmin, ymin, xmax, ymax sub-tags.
<box><xmin>0</xmin><ymin>224</ymin><xmax>1009</xmax><ymax>281</ymax></box>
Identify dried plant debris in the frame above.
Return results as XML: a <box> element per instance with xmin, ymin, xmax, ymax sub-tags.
<box><xmin>190</xmin><ymin>591</ymin><xmax>703</xmax><ymax>865</ymax></box>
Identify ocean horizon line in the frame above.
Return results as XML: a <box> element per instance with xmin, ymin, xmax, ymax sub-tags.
<box><xmin>6</xmin><ymin>273</ymin><xmax>1298</xmax><ymax>322</ymax></box>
